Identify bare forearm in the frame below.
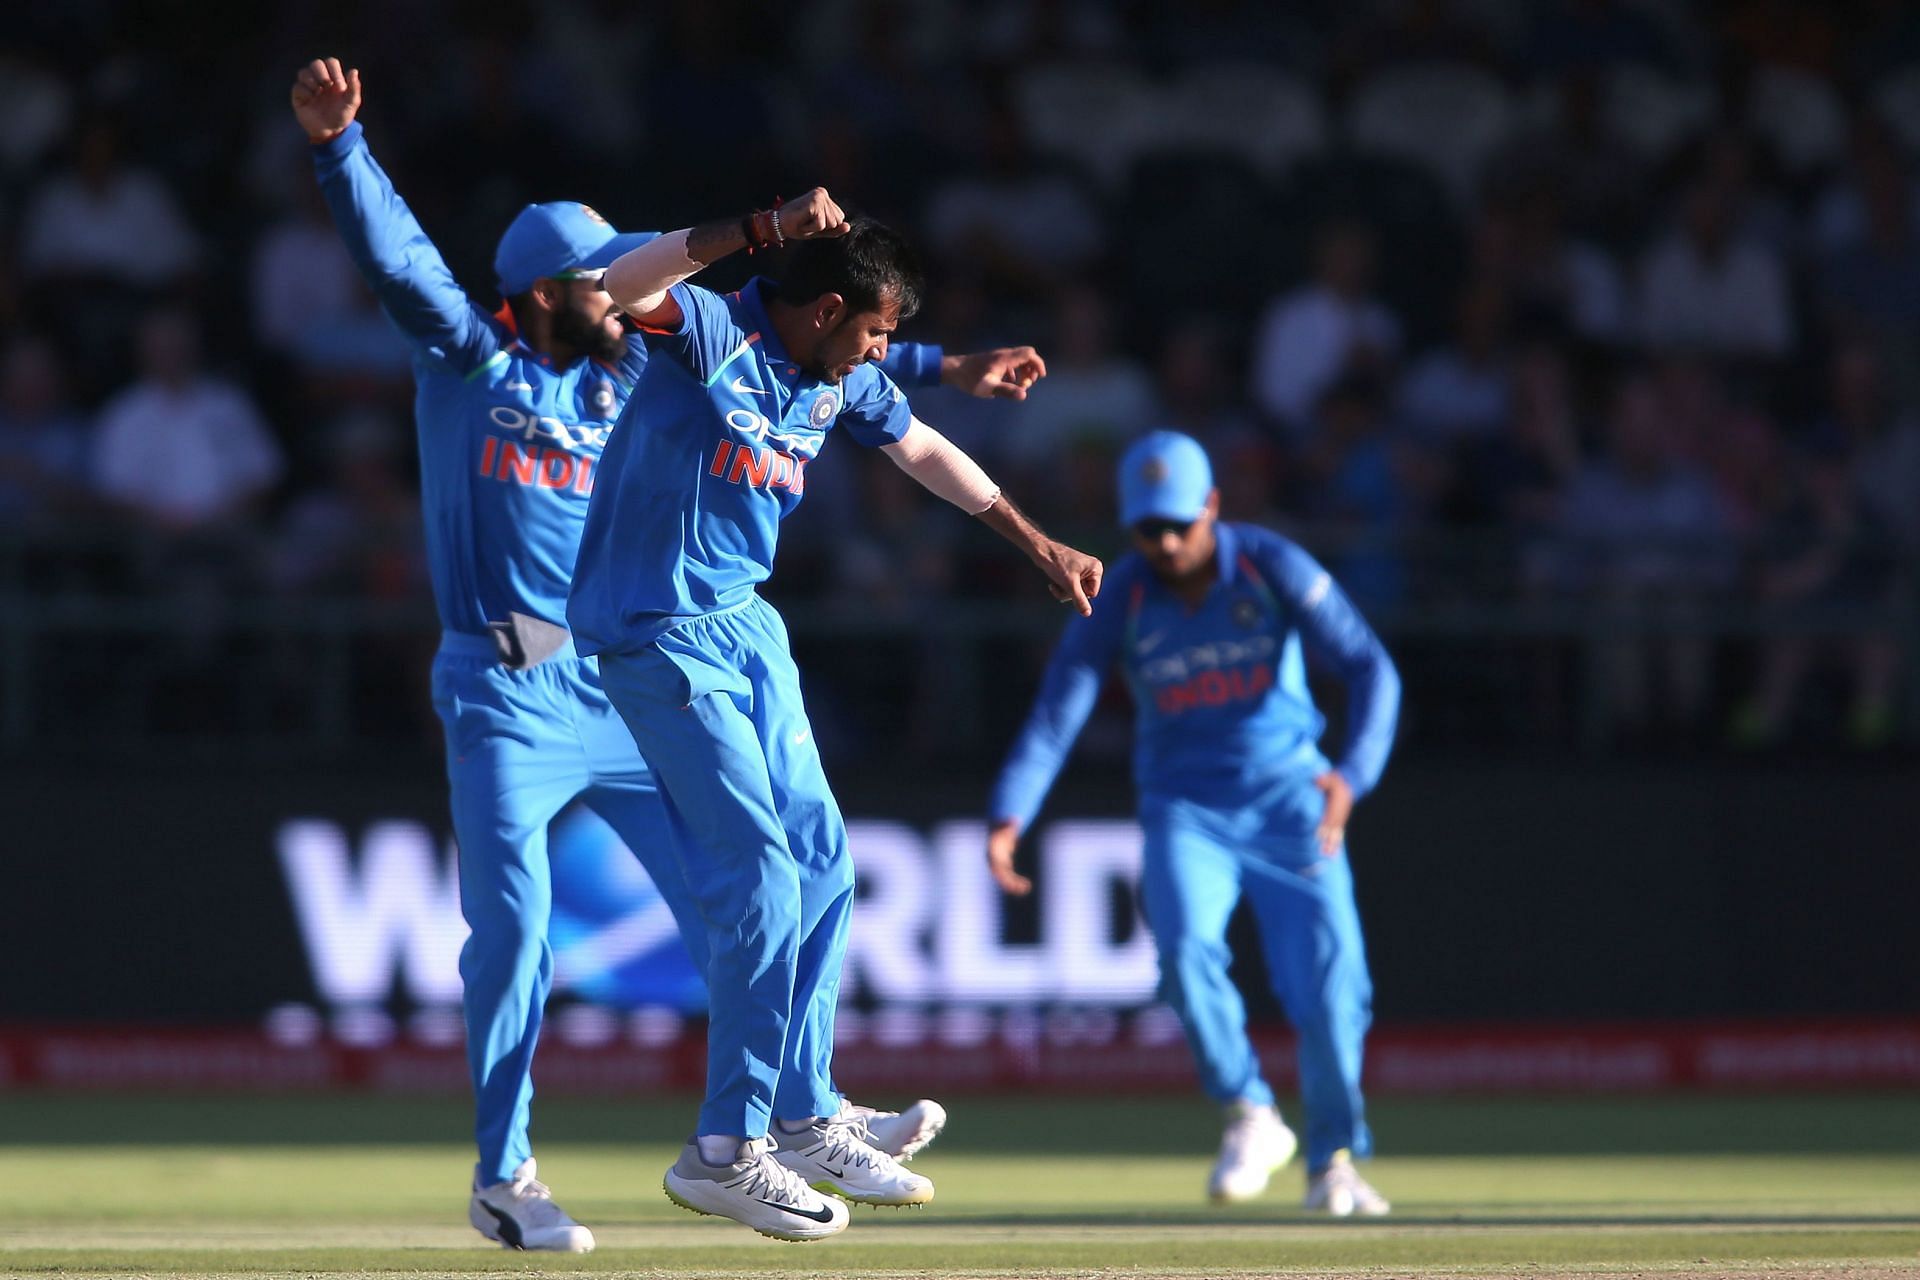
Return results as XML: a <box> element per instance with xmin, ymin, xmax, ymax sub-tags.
<box><xmin>974</xmin><ymin>491</ymin><xmax>1051</xmax><ymax>563</ymax></box>
<box><xmin>608</xmin><ymin>189</ymin><xmax>848</xmax><ymax>317</ymax></box>
<box><xmin>604</xmin><ymin>212</ymin><xmax>774</xmax><ymax>316</ymax></box>
<box><xmin>692</xmin><ymin>214</ymin><xmax>770</xmax><ymax>264</ymax></box>
<box><xmin>980</xmin><ymin>493</ymin><xmax>1104</xmax><ymax>614</ymax></box>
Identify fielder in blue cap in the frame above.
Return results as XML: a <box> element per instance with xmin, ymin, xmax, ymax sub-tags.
<box><xmin>291</xmin><ymin>57</ymin><xmax>1036</xmax><ymax>1250</ymax></box>
<box><xmin>988</xmin><ymin>429</ymin><xmax>1402</xmax><ymax>1216</ymax></box>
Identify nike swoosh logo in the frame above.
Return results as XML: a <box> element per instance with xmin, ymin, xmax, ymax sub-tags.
<box><xmin>504</xmin><ymin>382</ymin><xmax>534</xmax><ymax>392</ymax></box>
<box><xmin>1136</xmin><ymin>630</ymin><xmax>1168</xmax><ymax>653</ymax></box>
<box><xmin>759</xmin><ymin>1197</ymin><xmax>836</xmax><ymax>1223</ymax></box>
<box><xmin>731</xmin><ymin>375</ymin><xmax>773</xmax><ymax>397</ymax></box>
<box><xmin>478</xmin><ymin>1201</ymin><xmax>525</xmax><ymax>1248</ymax></box>
<box><xmin>791</xmin><ymin>728</ymin><xmax>811</xmax><ymax>746</ymax></box>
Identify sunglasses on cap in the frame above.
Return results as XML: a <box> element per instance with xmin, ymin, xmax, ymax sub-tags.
<box><xmin>550</xmin><ymin>267</ymin><xmax>608</xmax><ymax>283</ymax></box>
<box><xmin>1132</xmin><ymin>516</ymin><xmax>1200</xmax><ymax>541</ymax></box>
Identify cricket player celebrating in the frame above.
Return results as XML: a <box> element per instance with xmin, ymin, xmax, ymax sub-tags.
<box><xmin>568</xmin><ymin>197</ymin><xmax>1103</xmax><ymax>1240</ymax></box>
<box><xmin>292</xmin><ymin>59</ymin><xmax>1038</xmax><ymax>1251</ymax></box>
<box><xmin>987</xmin><ymin>431</ymin><xmax>1401</xmax><ymax>1215</ymax></box>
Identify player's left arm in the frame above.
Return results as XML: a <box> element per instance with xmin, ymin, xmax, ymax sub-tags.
<box><xmin>860</xmin><ymin>398</ymin><xmax>1101</xmax><ymax>613</ymax></box>
<box><xmin>1261</xmin><ymin>536</ymin><xmax>1402</xmax><ymax>851</ymax></box>
<box><xmin>878</xmin><ymin>342</ymin><xmax>1046</xmax><ymax>398</ymax></box>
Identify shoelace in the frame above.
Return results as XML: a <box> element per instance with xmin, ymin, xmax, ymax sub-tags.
<box><xmin>813</xmin><ymin>1120</ymin><xmax>895</xmax><ymax>1173</ymax></box>
<box><xmin>502</xmin><ymin>1173</ymin><xmax>570</xmax><ymax>1227</ymax></box>
<box><xmin>730</xmin><ymin>1149</ymin><xmax>816</xmax><ymax>1208</ymax></box>
<box><xmin>833</xmin><ymin>1104</ymin><xmax>883</xmax><ymax>1147</ymax></box>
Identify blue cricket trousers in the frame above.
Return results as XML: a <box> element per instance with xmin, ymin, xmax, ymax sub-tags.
<box><xmin>597</xmin><ymin>596</ymin><xmax>851</xmax><ymax>1141</ymax></box>
<box><xmin>1138</xmin><ymin>787</ymin><xmax>1375</xmax><ymax>1171</ymax></box>
<box><xmin>432</xmin><ymin>630</ymin><xmax>702</xmax><ymax>1187</ymax></box>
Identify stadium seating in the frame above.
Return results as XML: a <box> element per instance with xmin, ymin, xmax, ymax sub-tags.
<box><xmin>1346</xmin><ymin>62</ymin><xmax>1514</xmax><ymax>202</ymax></box>
<box><xmin>1014</xmin><ymin>62</ymin><xmax>1161</xmax><ymax>188</ymax></box>
<box><xmin>1161</xmin><ymin>64</ymin><xmax>1325</xmax><ymax>179</ymax></box>
<box><xmin>1747</xmin><ymin>66</ymin><xmax>1848</xmax><ymax>176</ymax></box>
<box><xmin>1597</xmin><ymin>63</ymin><xmax>1714</xmax><ymax>161</ymax></box>
<box><xmin>1872</xmin><ymin>62</ymin><xmax>1920</xmax><ymax>154</ymax></box>
<box><xmin>1118</xmin><ymin>148</ymin><xmax>1277</xmax><ymax>325</ymax></box>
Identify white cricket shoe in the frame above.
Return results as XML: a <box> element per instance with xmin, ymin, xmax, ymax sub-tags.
<box><xmin>1303</xmin><ymin>1150</ymin><xmax>1390</xmax><ymax>1217</ymax></box>
<box><xmin>837</xmin><ymin>1098</ymin><xmax>948</xmax><ymax>1161</ymax></box>
<box><xmin>663</xmin><ymin>1138</ymin><xmax>850</xmax><ymax>1241</ymax></box>
<box><xmin>774</xmin><ymin>1116</ymin><xmax>936</xmax><ymax>1206</ymax></box>
<box><xmin>468</xmin><ymin>1159</ymin><xmax>595</xmax><ymax>1252</ymax></box>
<box><xmin>1207</xmin><ymin>1101</ymin><xmax>1298</xmax><ymax>1203</ymax></box>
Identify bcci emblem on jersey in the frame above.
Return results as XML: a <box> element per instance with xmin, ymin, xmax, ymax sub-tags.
<box><xmin>809</xmin><ymin>389</ymin><xmax>839</xmax><ymax>428</ymax></box>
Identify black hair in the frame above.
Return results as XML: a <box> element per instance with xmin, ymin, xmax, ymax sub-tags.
<box><xmin>504</xmin><ymin>291</ymin><xmax>536</xmax><ymax>331</ymax></box>
<box><xmin>776</xmin><ymin>216</ymin><xmax>924</xmax><ymax>320</ymax></box>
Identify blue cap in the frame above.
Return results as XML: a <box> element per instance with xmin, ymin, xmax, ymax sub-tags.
<box><xmin>1118</xmin><ymin>430</ymin><xmax>1214</xmax><ymax>526</ymax></box>
<box><xmin>493</xmin><ymin>202</ymin><xmax>658</xmax><ymax>296</ymax></box>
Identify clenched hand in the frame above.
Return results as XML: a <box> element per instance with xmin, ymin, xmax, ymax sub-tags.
<box><xmin>291</xmin><ymin>57</ymin><xmax>361</xmax><ymax>144</ymax></box>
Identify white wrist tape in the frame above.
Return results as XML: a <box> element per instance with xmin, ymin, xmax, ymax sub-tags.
<box><xmin>605</xmin><ymin>227</ymin><xmax>700</xmax><ymax>314</ymax></box>
<box><xmin>883</xmin><ymin>417</ymin><xmax>1002</xmax><ymax>514</ymax></box>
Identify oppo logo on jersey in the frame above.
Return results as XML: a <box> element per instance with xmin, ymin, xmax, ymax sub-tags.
<box><xmin>487</xmin><ymin>406</ymin><xmax>613</xmax><ymax>453</ymax></box>
<box><xmin>723</xmin><ymin>408</ymin><xmax>824</xmax><ymax>460</ymax></box>
<box><xmin>1138</xmin><ymin>634</ymin><xmax>1276</xmax><ymax>684</ymax></box>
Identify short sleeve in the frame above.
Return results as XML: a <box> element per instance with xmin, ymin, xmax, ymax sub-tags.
<box><xmin>835</xmin><ymin>365</ymin><xmax>913</xmax><ymax>448</ymax></box>
<box><xmin>642</xmin><ymin>282</ymin><xmax>746</xmax><ymax>384</ymax></box>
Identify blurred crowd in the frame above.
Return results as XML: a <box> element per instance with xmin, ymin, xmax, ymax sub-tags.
<box><xmin>3</xmin><ymin>0</ymin><xmax>1918</xmax><ymax>752</ymax></box>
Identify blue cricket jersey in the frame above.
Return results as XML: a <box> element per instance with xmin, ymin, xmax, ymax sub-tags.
<box><xmin>312</xmin><ymin>123</ymin><xmax>941</xmax><ymax>637</ymax></box>
<box><xmin>990</xmin><ymin>522</ymin><xmax>1402</xmax><ymax>828</ymax></box>
<box><xmin>568</xmin><ymin>279</ymin><xmax>914</xmax><ymax>656</ymax></box>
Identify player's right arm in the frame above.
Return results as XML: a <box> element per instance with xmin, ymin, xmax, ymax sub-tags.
<box><xmin>292</xmin><ymin>58</ymin><xmax>496</xmax><ymax>373</ymax></box>
<box><xmin>601</xmin><ymin>188</ymin><xmax>852</xmax><ymax>327</ymax></box>
<box><xmin>985</xmin><ymin>588</ymin><xmax>1128</xmax><ymax>895</ymax></box>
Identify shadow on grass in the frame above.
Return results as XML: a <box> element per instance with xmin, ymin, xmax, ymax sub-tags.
<box><xmin>929</xmin><ymin>1212</ymin><xmax>1920</xmax><ymax>1229</ymax></box>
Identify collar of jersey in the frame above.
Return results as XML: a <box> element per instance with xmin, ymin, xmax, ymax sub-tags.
<box><xmin>1212</xmin><ymin>522</ymin><xmax>1241</xmax><ymax>586</ymax></box>
<box><xmin>735</xmin><ymin>278</ymin><xmax>794</xmax><ymax>368</ymax></box>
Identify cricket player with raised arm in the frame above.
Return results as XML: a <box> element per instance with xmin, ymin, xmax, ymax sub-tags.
<box><xmin>567</xmin><ymin>195</ymin><xmax>1103</xmax><ymax>1240</ymax></box>
<box><xmin>987</xmin><ymin>430</ymin><xmax>1401</xmax><ymax>1215</ymax></box>
<box><xmin>291</xmin><ymin>58</ymin><xmax>1043</xmax><ymax>1252</ymax></box>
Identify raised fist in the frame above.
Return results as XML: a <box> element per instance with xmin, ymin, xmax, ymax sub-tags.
<box><xmin>291</xmin><ymin>57</ymin><xmax>361</xmax><ymax>144</ymax></box>
<box><xmin>779</xmin><ymin>188</ymin><xmax>851</xmax><ymax>241</ymax></box>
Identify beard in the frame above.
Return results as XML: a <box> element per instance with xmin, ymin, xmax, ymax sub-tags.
<box><xmin>801</xmin><ymin>313</ymin><xmax>864</xmax><ymax>384</ymax></box>
<box><xmin>553</xmin><ymin>303</ymin><xmax>628</xmax><ymax>363</ymax></box>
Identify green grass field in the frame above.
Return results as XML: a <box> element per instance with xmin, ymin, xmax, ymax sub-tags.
<box><xmin>2</xmin><ymin>1093</ymin><xmax>1917</xmax><ymax>1278</ymax></box>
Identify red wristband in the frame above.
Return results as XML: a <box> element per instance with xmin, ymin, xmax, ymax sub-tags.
<box><xmin>741</xmin><ymin>200</ymin><xmax>786</xmax><ymax>254</ymax></box>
